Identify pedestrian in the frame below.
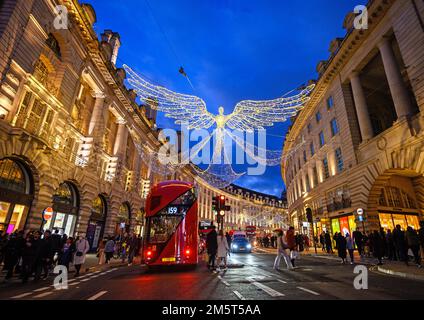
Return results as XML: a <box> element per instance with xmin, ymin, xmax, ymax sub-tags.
<box><xmin>333</xmin><ymin>232</ymin><xmax>339</xmax><ymax>251</ymax></box>
<box><xmin>0</xmin><ymin>230</ymin><xmax>6</xmax><ymax>265</ymax></box>
<box><xmin>419</xmin><ymin>222</ymin><xmax>424</xmax><ymax>261</ymax></box>
<box><xmin>346</xmin><ymin>233</ymin><xmax>355</xmax><ymax>264</ymax></box>
<box><xmin>405</xmin><ymin>226</ymin><xmax>422</xmax><ymax>268</ymax></box>
<box><xmin>35</xmin><ymin>230</ymin><xmax>54</xmax><ymax>281</ymax></box>
<box><xmin>58</xmin><ymin>237</ymin><xmax>75</xmax><ymax>271</ymax></box>
<box><xmin>21</xmin><ymin>232</ymin><xmax>36</xmax><ymax>283</ymax></box>
<box><xmin>2</xmin><ymin>233</ymin><xmax>19</xmax><ymax>281</ymax></box>
<box><xmin>320</xmin><ymin>232</ymin><xmax>326</xmax><ymax>252</ymax></box>
<box><xmin>206</xmin><ymin>226</ymin><xmax>218</xmax><ymax>271</ymax></box>
<box><xmin>324</xmin><ymin>231</ymin><xmax>333</xmax><ymax>254</ymax></box>
<box><xmin>371</xmin><ymin>230</ymin><xmax>384</xmax><ymax>265</ymax></box>
<box><xmin>216</xmin><ymin>230</ymin><xmax>229</xmax><ymax>271</ymax></box>
<box><xmin>393</xmin><ymin>225</ymin><xmax>407</xmax><ymax>263</ymax></box>
<box><xmin>337</xmin><ymin>233</ymin><xmax>347</xmax><ymax>264</ymax></box>
<box><xmin>127</xmin><ymin>233</ymin><xmax>139</xmax><ymax>266</ymax></box>
<box><xmin>352</xmin><ymin>229</ymin><xmax>363</xmax><ymax>257</ymax></box>
<box><xmin>104</xmin><ymin>236</ymin><xmax>115</xmax><ymax>264</ymax></box>
<box><xmin>97</xmin><ymin>239</ymin><xmax>106</xmax><ymax>265</ymax></box>
<box><xmin>380</xmin><ymin>228</ymin><xmax>387</xmax><ymax>258</ymax></box>
<box><xmin>386</xmin><ymin>229</ymin><xmax>396</xmax><ymax>261</ymax></box>
<box><xmin>273</xmin><ymin>230</ymin><xmax>293</xmax><ymax>271</ymax></box>
<box><xmin>225</xmin><ymin>232</ymin><xmax>232</xmax><ymax>251</ymax></box>
<box><xmin>51</xmin><ymin>229</ymin><xmax>62</xmax><ymax>265</ymax></box>
<box><xmin>286</xmin><ymin>227</ymin><xmax>297</xmax><ymax>268</ymax></box>
<box><xmin>73</xmin><ymin>235</ymin><xmax>90</xmax><ymax>277</ymax></box>
<box><xmin>304</xmin><ymin>235</ymin><xmax>310</xmax><ymax>252</ymax></box>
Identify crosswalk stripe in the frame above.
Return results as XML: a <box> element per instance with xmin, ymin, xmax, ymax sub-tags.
<box><xmin>33</xmin><ymin>287</ymin><xmax>50</xmax><ymax>293</ymax></box>
<box><xmin>11</xmin><ymin>293</ymin><xmax>33</xmax><ymax>299</ymax></box>
<box><xmin>69</xmin><ymin>281</ymin><xmax>80</xmax><ymax>286</ymax></box>
<box><xmin>33</xmin><ymin>291</ymin><xmax>54</xmax><ymax>298</ymax></box>
<box><xmin>278</xmin><ymin>279</ymin><xmax>287</xmax><ymax>284</ymax></box>
<box><xmin>218</xmin><ymin>276</ymin><xmax>231</xmax><ymax>287</ymax></box>
<box><xmin>233</xmin><ymin>291</ymin><xmax>246</xmax><ymax>300</ymax></box>
<box><xmin>87</xmin><ymin>291</ymin><xmax>108</xmax><ymax>301</ymax></box>
<box><xmin>297</xmin><ymin>287</ymin><xmax>320</xmax><ymax>296</ymax></box>
<box><xmin>250</xmin><ymin>281</ymin><xmax>285</xmax><ymax>297</ymax></box>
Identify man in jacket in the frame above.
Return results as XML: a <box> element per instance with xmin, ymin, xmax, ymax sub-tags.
<box><xmin>35</xmin><ymin>230</ymin><xmax>54</xmax><ymax>280</ymax></box>
<box><xmin>353</xmin><ymin>229</ymin><xmax>364</xmax><ymax>257</ymax></box>
<box><xmin>406</xmin><ymin>226</ymin><xmax>421</xmax><ymax>267</ymax></box>
<box><xmin>393</xmin><ymin>225</ymin><xmax>407</xmax><ymax>263</ymax></box>
<box><xmin>206</xmin><ymin>226</ymin><xmax>218</xmax><ymax>270</ymax></box>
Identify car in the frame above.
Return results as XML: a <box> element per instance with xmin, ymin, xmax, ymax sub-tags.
<box><xmin>230</xmin><ymin>237</ymin><xmax>252</xmax><ymax>253</ymax></box>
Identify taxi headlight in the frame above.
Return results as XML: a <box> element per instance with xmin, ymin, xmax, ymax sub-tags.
<box><xmin>247</xmin><ymin>244</ymin><xmax>252</xmax><ymax>249</ymax></box>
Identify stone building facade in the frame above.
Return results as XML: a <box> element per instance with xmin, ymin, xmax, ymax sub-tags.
<box><xmin>0</xmin><ymin>0</ymin><xmax>287</xmax><ymax>248</ymax></box>
<box><xmin>282</xmin><ymin>0</ymin><xmax>424</xmax><ymax>237</ymax></box>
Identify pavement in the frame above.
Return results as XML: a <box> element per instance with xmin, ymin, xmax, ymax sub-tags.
<box><xmin>0</xmin><ymin>249</ymin><xmax>423</xmax><ymax>300</ymax></box>
<box><xmin>255</xmin><ymin>246</ymin><xmax>424</xmax><ymax>281</ymax></box>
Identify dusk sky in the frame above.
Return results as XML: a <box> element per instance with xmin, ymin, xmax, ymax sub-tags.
<box><xmin>85</xmin><ymin>0</ymin><xmax>366</xmax><ymax>197</ymax></box>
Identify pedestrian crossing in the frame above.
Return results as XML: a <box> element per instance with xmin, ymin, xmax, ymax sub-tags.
<box><xmin>10</xmin><ymin>268</ymin><xmax>118</xmax><ymax>300</ymax></box>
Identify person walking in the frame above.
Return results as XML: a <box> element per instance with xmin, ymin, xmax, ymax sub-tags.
<box><xmin>371</xmin><ymin>230</ymin><xmax>384</xmax><ymax>265</ymax></box>
<box><xmin>405</xmin><ymin>226</ymin><xmax>422</xmax><ymax>268</ymax></box>
<box><xmin>21</xmin><ymin>232</ymin><xmax>36</xmax><ymax>283</ymax></box>
<box><xmin>127</xmin><ymin>233</ymin><xmax>139</xmax><ymax>266</ymax></box>
<box><xmin>104</xmin><ymin>236</ymin><xmax>115</xmax><ymax>264</ymax></box>
<box><xmin>225</xmin><ymin>232</ymin><xmax>232</xmax><ymax>251</ymax></box>
<box><xmin>97</xmin><ymin>239</ymin><xmax>106</xmax><ymax>265</ymax></box>
<box><xmin>206</xmin><ymin>226</ymin><xmax>218</xmax><ymax>271</ymax></box>
<box><xmin>273</xmin><ymin>230</ymin><xmax>293</xmax><ymax>271</ymax></box>
<box><xmin>73</xmin><ymin>235</ymin><xmax>90</xmax><ymax>277</ymax></box>
<box><xmin>353</xmin><ymin>229</ymin><xmax>363</xmax><ymax>257</ymax></box>
<box><xmin>386</xmin><ymin>230</ymin><xmax>396</xmax><ymax>261</ymax></box>
<box><xmin>320</xmin><ymin>232</ymin><xmax>326</xmax><ymax>252</ymax></box>
<box><xmin>324</xmin><ymin>231</ymin><xmax>333</xmax><ymax>254</ymax></box>
<box><xmin>286</xmin><ymin>227</ymin><xmax>297</xmax><ymax>268</ymax></box>
<box><xmin>419</xmin><ymin>222</ymin><xmax>424</xmax><ymax>261</ymax></box>
<box><xmin>346</xmin><ymin>233</ymin><xmax>355</xmax><ymax>264</ymax></box>
<box><xmin>337</xmin><ymin>233</ymin><xmax>347</xmax><ymax>264</ymax></box>
<box><xmin>36</xmin><ymin>230</ymin><xmax>54</xmax><ymax>281</ymax></box>
<box><xmin>393</xmin><ymin>225</ymin><xmax>407</xmax><ymax>264</ymax></box>
<box><xmin>2</xmin><ymin>233</ymin><xmax>19</xmax><ymax>281</ymax></box>
<box><xmin>58</xmin><ymin>237</ymin><xmax>75</xmax><ymax>272</ymax></box>
<box><xmin>216</xmin><ymin>230</ymin><xmax>229</xmax><ymax>271</ymax></box>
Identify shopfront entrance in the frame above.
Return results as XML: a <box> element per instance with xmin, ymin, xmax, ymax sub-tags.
<box><xmin>331</xmin><ymin>214</ymin><xmax>357</xmax><ymax>237</ymax></box>
<box><xmin>0</xmin><ymin>158</ymin><xmax>34</xmax><ymax>234</ymax></box>
<box><xmin>379</xmin><ymin>212</ymin><xmax>420</xmax><ymax>231</ymax></box>
<box><xmin>134</xmin><ymin>208</ymin><xmax>145</xmax><ymax>236</ymax></box>
<box><xmin>43</xmin><ymin>182</ymin><xmax>80</xmax><ymax>236</ymax></box>
<box><xmin>87</xmin><ymin>195</ymin><xmax>107</xmax><ymax>251</ymax></box>
<box><xmin>115</xmin><ymin>202</ymin><xmax>131</xmax><ymax>237</ymax></box>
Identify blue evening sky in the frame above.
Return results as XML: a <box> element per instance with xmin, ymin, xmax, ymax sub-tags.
<box><xmin>85</xmin><ymin>0</ymin><xmax>366</xmax><ymax>197</ymax></box>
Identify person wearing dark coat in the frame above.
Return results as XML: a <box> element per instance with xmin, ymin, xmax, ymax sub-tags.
<box><xmin>419</xmin><ymin>222</ymin><xmax>424</xmax><ymax>261</ymax></box>
<box><xmin>405</xmin><ymin>227</ymin><xmax>421</xmax><ymax>267</ymax></box>
<box><xmin>324</xmin><ymin>232</ymin><xmax>333</xmax><ymax>253</ymax></box>
<box><xmin>337</xmin><ymin>233</ymin><xmax>347</xmax><ymax>264</ymax></box>
<box><xmin>371</xmin><ymin>231</ymin><xmax>384</xmax><ymax>265</ymax></box>
<box><xmin>21</xmin><ymin>233</ymin><xmax>37</xmax><ymax>283</ymax></box>
<box><xmin>2</xmin><ymin>233</ymin><xmax>20</xmax><ymax>280</ymax></box>
<box><xmin>393</xmin><ymin>225</ymin><xmax>407</xmax><ymax>263</ymax></box>
<box><xmin>206</xmin><ymin>226</ymin><xmax>218</xmax><ymax>270</ymax></box>
<box><xmin>35</xmin><ymin>230</ymin><xmax>54</xmax><ymax>281</ymax></box>
<box><xmin>386</xmin><ymin>230</ymin><xmax>396</xmax><ymax>261</ymax></box>
<box><xmin>58</xmin><ymin>237</ymin><xmax>75</xmax><ymax>271</ymax></box>
<box><xmin>353</xmin><ymin>230</ymin><xmax>363</xmax><ymax>257</ymax></box>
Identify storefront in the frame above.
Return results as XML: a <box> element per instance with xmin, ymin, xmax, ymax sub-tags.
<box><xmin>87</xmin><ymin>195</ymin><xmax>107</xmax><ymax>251</ymax></box>
<box><xmin>43</xmin><ymin>182</ymin><xmax>80</xmax><ymax>236</ymax></box>
<box><xmin>0</xmin><ymin>158</ymin><xmax>34</xmax><ymax>234</ymax></box>
<box><xmin>379</xmin><ymin>211</ymin><xmax>420</xmax><ymax>231</ymax></box>
<box><xmin>115</xmin><ymin>202</ymin><xmax>131</xmax><ymax>236</ymax></box>
<box><xmin>134</xmin><ymin>208</ymin><xmax>145</xmax><ymax>236</ymax></box>
<box><xmin>330</xmin><ymin>214</ymin><xmax>357</xmax><ymax>237</ymax></box>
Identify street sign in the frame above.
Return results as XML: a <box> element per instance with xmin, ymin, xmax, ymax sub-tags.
<box><xmin>43</xmin><ymin>207</ymin><xmax>54</xmax><ymax>221</ymax></box>
<box><xmin>357</xmin><ymin>208</ymin><xmax>364</xmax><ymax>215</ymax></box>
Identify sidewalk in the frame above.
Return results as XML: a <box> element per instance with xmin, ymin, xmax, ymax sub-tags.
<box><xmin>254</xmin><ymin>246</ymin><xmax>424</xmax><ymax>281</ymax></box>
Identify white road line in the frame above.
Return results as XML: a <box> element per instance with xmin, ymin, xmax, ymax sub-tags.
<box><xmin>33</xmin><ymin>291</ymin><xmax>54</xmax><ymax>299</ymax></box>
<box><xmin>69</xmin><ymin>281</ymin><xmax>80</xmax><ymax>286</ymax></box>
<box><xmin>87</xmin><ymin>291</ymin><xmax>108</xmax><ymax>301</ymax></box>
<box><xmin>99</xmin><ymin>272</ymin><xmax>108</xmax><ymax>276</ymax></box>
<box><xmin>11</xmin><ymin>293</ymin><xmax>33</xmax><ymax>299</ymax></box>
<box><xmin>233</xmin><ymin>291</ymin><xmax>246</xmax><ymax>300</ymax></box>
<box><xmin>217</xmin><ymin>276</ymin><xmax>231</xmax><ymax>287</ymax></box>
<box><xmin>250</xmin><ymin>281</ymin><xmax>285</xmax><ymax>297</ymax></box>
<box><xmin>33</xmin><ymin>287</ymin><xmax>50</xmax><ymax>293</ymax></box>
<box><xmin>297</xmin><ymin>287</ymin><xmax>320</xmax><ymax>296</ymax></box>
<box><xmin>278</xmin><ymin>279</ymin><xmax>287</xmax><ymax>284</ymax></box>
<box><xmin>81</xmin><ymin>279</ymin><xmax>90</xmax><ymax>282</ymax></box>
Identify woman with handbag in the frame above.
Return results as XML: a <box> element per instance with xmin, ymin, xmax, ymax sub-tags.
<box><xmin>73</xmin><ymin>235</ymin><xmax>90</xmax><ymax>277</ymax></box>
<box><xmin>274</xmin><ymin>230</ymin><xmax>294</xmax><ymax>271</ymax></box>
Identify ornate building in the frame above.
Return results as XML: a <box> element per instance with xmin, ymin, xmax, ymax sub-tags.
<box><xmin>282</xmin><ymin>0</ymin><xmax>424</xmax><ymax>237</ymax></box>
<box><xmin>0</xmin><ymin>0</ymin><xmax>287</xmax><ymax>248</ymax></box>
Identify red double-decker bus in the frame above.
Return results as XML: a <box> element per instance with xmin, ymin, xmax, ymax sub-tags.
<box><xmin>143</xmin><ymin>181</ymin><xmax>198</xmax><ymax>268</ymax></box>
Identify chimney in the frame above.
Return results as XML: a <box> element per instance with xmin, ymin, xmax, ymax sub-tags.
<box><xmin>101</xmin><ymin>30</ymin><xmax>121</xmax><ymax>66</ymax></box>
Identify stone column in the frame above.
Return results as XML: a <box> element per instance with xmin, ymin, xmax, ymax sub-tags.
<box><xmin>350</xmin><ymin>72</ymin><xmax>374</xmax><ymax>141</ymax></box>
<box><xmin>88</xmin><ymin>92</ymin><xmax>106</xmax><ymax>137</ymax></box>
<box><xmin>378</xmin><ymin>37</ymin><xmax>414</xmax><ymax>119</ymax></box>
<box><xmin>113</xmin><ymin>119</ymin><xmax>128</xmax><ymax>156</ymax></box>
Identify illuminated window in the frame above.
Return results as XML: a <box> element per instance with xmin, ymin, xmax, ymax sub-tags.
<box><xmin>323</xmin><ymin>157</ymin><xmax>330</xmax><ymax>179</ymax></box>
<box><xmin>330</xmin><ymin>118</ymin><xmax>339</xmax><ymax>136</ymax></box>
<box><xmin>33</xmin><ymin>59</ymin><xmax>49</xmax><ymax>86</ymax></box>
<box><xmin>0</xmin><ymin>159</ymin><xmax>27</xmax><ymax>194</ymax></box>
<box><xmin>319</xmin><ymin>131</ymin><xmax>325</xmax><ymax>147</ymax></box>
<box><xmin>335</xmin><ymin>148</ymin><xmax>344</xmax><ymax>172</ymax></box>
<box><xmin>45</xmin><ymin>33</ymin><xmax>61</xmax><ymax>58</ymax></box>
<box><xmin>316</xmin><ymin>111</ymin><xmax>322</xmax><ymax>123</ymax></box>
<box><xmin>310</xmin><ymin>142</ymin><xmax>315</xmax><ymax>156</ymax></box>
<box><xmin>327</xmin><ymin>96</ymin><xmax>334</xmax><ymax>109</ymax></box>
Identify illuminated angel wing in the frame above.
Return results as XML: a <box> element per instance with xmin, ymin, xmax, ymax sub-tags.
<box><xmin>225</xmin><ymin>84</ymin><xmax>315</xmax><ymax>131</ymax></box>
<box><xmin>123</xmin><ymin>64</ymin><xmax>216</xmax><ymax>129</ymax></box>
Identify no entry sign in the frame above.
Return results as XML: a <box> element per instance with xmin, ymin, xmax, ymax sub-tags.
<box><xmin>43</xmin><ymin>207</ymin><xmax>54</xmax><ymax>221</ymax></box>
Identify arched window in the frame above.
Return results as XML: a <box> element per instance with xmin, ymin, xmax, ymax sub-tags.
<box><xmin>91</xmin><ymin>196</ymin><xmax>107</xmax><ymax>221</ymax></box>
<box><xmin>33</xmin><ymin>59</ymin><xmax>49</xmax><ymax>86</ymax></box>
<box><xmin>0</xmin><ymin>159</ymin><xmax>29</xmax><ymax>194</ymax></box>
<box><xmin>46</xmin><ymin>33</ymin><xmax>61</xmax><ymax>58</ymax></box>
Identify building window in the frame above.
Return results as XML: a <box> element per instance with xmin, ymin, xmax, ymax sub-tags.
<box><xmin>327</xmin><ymin>96</ymin><xmax>334</xmax><ymax>109</ymax></box>
<box><xmin>313</xmin><ymin>167</ymin><xmax>319</xmax><ymax>187</ymax></box>
<box><xmin>331</xmin><ymin>118</ymin><xmax>339</xmax><ymax>136</ymax></box>
<box><xmin>46</xmin><ymin>33</ymin><xmax>62</xmax><ymax>59</ymax></box>
<box><xmin>307</xmin><ymin>123</ymin><xmax>312</xmax><ymax>134</ymax></box>
<box><xmin>305</xmin><ymin>175</ymin><xmax>310</xmax><ymax>192</ymax></box>
<box><xmin>310</xmin><ymin>142</ymin><xmax>315</xmax><ymax>156</ymax></box>
<box><xmin>33</xmin><ymin>59</ymin><xmax>49</xmax><ymax>86</ymax></box>
<box><xmin>323</xmin><ymin>157</ymin><xmax>330</xmax><ymax>179</ymax></box>
<box><xmin>319</xmin><ymin>131</ymin><xmax>325</xmax><ymax>147</ymax></box>
<box><xmin>303</xmin><ymin>150</ymin><xmax>307</xmax><ymax>163</ymax></box>
<box><xmin>316</xmin><ymin>111</ymin><xmax>322</xmax><ymax>123</ymax></box>
<box><xmin>335</xmin><ymin>148</ymin><xmax>344</xmax><ymax>172</ymax></box>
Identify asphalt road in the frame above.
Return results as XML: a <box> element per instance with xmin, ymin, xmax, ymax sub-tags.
<box><xmin>1</xmin><ymin>250</ymin><xmax>424</xmax><ymax>300</ymax></box>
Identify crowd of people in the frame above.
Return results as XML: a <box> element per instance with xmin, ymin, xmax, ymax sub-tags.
<box><xmin>0</xmin><ymin>228</ymin><xmax>142</xmax><ymax>284</ymax></box>
<box><xmin>257</xmin><ymin>233</ymin><xmax>310</xmax><ymax>252</ymax></box>
<box><xmin>319</xmin><ymin>222</ymin><xmax>424</xmax><ymax>267</ymax></box>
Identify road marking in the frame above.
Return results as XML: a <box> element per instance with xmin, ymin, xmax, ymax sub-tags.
<box><xmin>218</xmin><ymin>276</ymin><xmax>231</xmax><ymax>287</ymax></box>
<box><xmin>69</xmin><ymin>281</ymin><xmax>80</xmax><ymax>286</ymax></box>
<box><xmin>297</xmin><ymin>287</ymin><xmax>320</xmax><ymax>296</ymax></box>
<box><xmin>249</xmin><ymin>281</ymin><xmax>285</xmax><ymax>297</ymax></box>
<box><xmin>33</xmin><ymin>291</ymin><xmax>54</xmax><ymax>298</ymax></box>
<box><xmin>100</xmin><ymin>272</ymin><xmax>108</xmax><ymax>276</ymax></box>
<box><xmin>81</xmin><ymin>279</ymin><xmax>90</xmax><ymax>282</ymax></box>
<box><xmin>233</xmin><ymin>291</ymin><xmax>246</xmax><ymax>300</ymax></box>
<box><xmin>278</xmin><ymin>279</ymin><xmax>287</xmax><ymax>284</ymax></box>
<box><xmin>87</xmin><ymin>291</ymin><xmax>108</xmax><ymax>301</ymax></box>
<box><xmin>11</xmin><ymin>292</ymin><xmax>33</xmax><ymax>299</ymax></box>
<box><xmin>33</xmin><ymin>287</ymin><xmax>50</xmax><ymax>293</ymax></box>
